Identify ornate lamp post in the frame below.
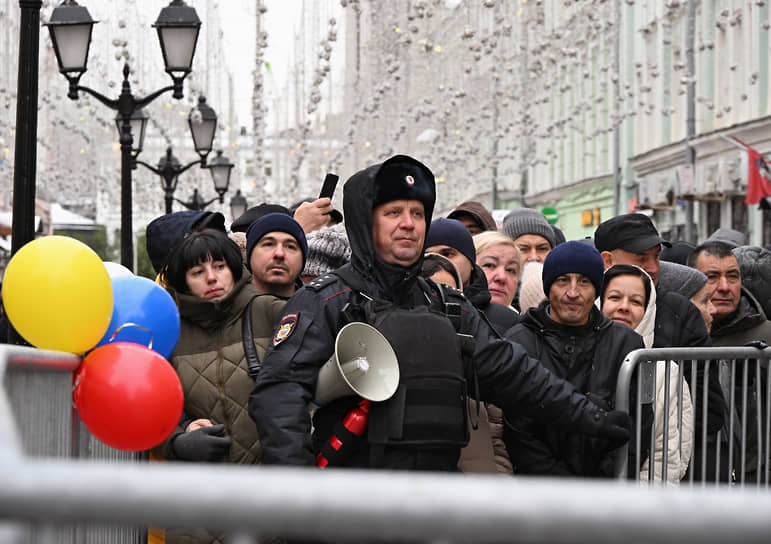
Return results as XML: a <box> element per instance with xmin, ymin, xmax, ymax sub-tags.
<box><xmin>137</xmin><ymin>147</ymin><xmax>235</xmax><ymax>213</ymax></box>
<box><xmin>45</xmin><ymin>0</ymin><xmax>201</xmax><ymax>269</ymax></box>
<box><xmin>134</xmin><ymin>96</ymin><xmax>231</xmax><ymax>214</ymax></box>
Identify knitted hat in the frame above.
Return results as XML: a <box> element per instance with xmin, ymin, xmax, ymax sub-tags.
<box><xmin>518</xmin><ymin>261</ymin><xmax>546</xmax><ymax>313</ymax></box>
<box><xmin>502</xmin><ymin>208</ymin><xmax>556</xmax><ymax>248</ymax></box>
<box><xmin>231</xmin><ymin>203</ymin><xmax>291</xmax><ymax>233</ymax></box>
<box><xmin>542</xmin><ymin>240</ymin><xmax>605</xmax><ymax>297</ymax></box>
<box><xmin>657</xmin><ymin>260</ymin><xmax>707</xmax><ymax>299</ymax></box>
<box><xmin>551</xmin><ymin>225</ymin><xmax>566</xmax><ymax>246</ymax></box>
<box><xmin>302</xmin><ymin>224</ymin><xmax>352</xmax><ymax>278</ymax></box>
<box><xmin>425</xmin><ymin>218</ymin><xmax>476</xmax><ymax>265</ymax></box>
<box><xmin>448</xmin><ymin>201</ymin><xmax>497</xmax><ymax>232</ymax></box>
<box><xmin>706</xmin><ymin>227</ymin><xmax>746</xmax><ymax>249</ymax></box>
<box><xmin>245</xmin><ymin>213</ymin><xmax>308</xmax><ymax>271</ymax></box>
<box><xmin>373</xmin><ymin>156</ymin><xmax>435</xmax><ymax>220</ymax></box>
<box><xmin>146</xmin><ymin>210</ymin><xmax>226</xmax><ymax>274</ymax></box>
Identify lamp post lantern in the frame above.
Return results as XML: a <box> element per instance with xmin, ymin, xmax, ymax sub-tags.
<box><xmin>229</xmin><ymin>190</ymin><xmax>248</xmax><ymax>222</ymax></box>
<box><xmin>45</xmin><ymin>0</ymin><xmax>201</xmax><ymax>269</ymax></box>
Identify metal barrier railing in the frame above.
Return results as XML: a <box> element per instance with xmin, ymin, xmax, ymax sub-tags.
<box><xmin>0</xmin><ymin>344</ymin><xmax>144</xmax><ymax>543</ymax></box>
<box><xmin>614</xmin><ymin>346</ymin><xmax>771</xmax><ymax>486</ymax></box>
<box><xmin>3</xmin><ymin>344</ymin><xmax>771</xmax><ymax>543</ymax></box>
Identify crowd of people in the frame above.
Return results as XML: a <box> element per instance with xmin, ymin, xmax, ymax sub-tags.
<box><xmin>142</xmin><ymin>154</ymin><xmax>771</xmax><ymax>542</ymax></box>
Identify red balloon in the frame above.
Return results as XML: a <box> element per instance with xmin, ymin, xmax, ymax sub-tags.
<box><xmin>73</xmin><ymin>342</ymin><xmax>183</xmax><ymax>452</ymax></box>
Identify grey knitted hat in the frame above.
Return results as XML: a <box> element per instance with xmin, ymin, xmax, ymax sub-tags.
<box><xmin>502</xmin><ymin>208</ymin><xmax>556</xmax><ymax>248</ymax></box>
<box><xmin>706</xmin><ymin>227</ymin><xmax>746</xmax><ymax>249</ymax></box>
<box><xmin>657</xmin><ymin>260</ymin><xmax>707</xmax><ymax>300</ymax></box>
<box><xmin>302</xmin><ymin>224</ymin><xmax>352</xmax><ymax>278</ymax></box>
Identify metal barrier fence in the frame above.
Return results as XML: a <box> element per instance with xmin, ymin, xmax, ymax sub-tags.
<box><xmin>3</xmin><ymin>344</ymin><xmax>771</xmax><ymax>543</ymax></box>
<box><xmin>0</xmin><ymin>344</ymin><xmax>144</xmax><ymax>543</ymax></box>
<box><xmin>614</xmin><ymin>346</ymin><xmax>771</xmax><ymax>486</ymax></box>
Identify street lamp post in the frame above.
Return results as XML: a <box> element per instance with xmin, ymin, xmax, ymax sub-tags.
<box><xmin>134</xmin><ymin>96</ymin><xmax>233</xmax><ymax>214</ymax></box>
<box><xmin>45</xmin><ymin>0</ymin><xmax>202</xmax><ymax>269</ymax></box>
<box><xmin>136</xmin><ymin>147</ymin><xmax>234</xmax><ymax>213</ymax></box>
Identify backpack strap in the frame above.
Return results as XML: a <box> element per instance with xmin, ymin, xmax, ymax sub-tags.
<box><xmin>432</xmin><ymin>280</ymin><xmax>480</xmax><ymax>430</ymax></box>
<box><xmin>242</xmin><ymin>296</ymin><xmax>261</xmax><ymax>380</ymax></box>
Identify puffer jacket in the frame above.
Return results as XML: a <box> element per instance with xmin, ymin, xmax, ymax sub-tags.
<box><xmin>156</xmin><ymin>269</ymin><xmax>285</xmax><ymax>464</ymax></box>
<box><xmin>503</xmin><ymin>302</ymin><xmax>646</xmax><ymax>477</ymax></box>
<box><xmin>732</xmin><ymin>246</ymin><xmax>771</xmax><ymax>321</ymax></box>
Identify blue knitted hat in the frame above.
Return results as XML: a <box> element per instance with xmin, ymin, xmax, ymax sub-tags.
<box><xmin>542</xmin><ymin>240</ymin><xmax>605</xmax><ymax>297</ymax></box>
<box><xmin>245</xmin><ymin>213</ymin><xmax>308</xmax><ymax>271</ymax></box>
<box><xmin>425</xmin><ymin>217</ymin><xmax>476</xmax><ymax>265</ymax></box>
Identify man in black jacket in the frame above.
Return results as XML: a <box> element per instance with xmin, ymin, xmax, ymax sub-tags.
<box><xmin>503</xmin><ymin>241</ymin><xmax>646</xmax><ymax>477</ymax></box>
<box><xmin>594</xmin><ymin>213</ymin><xmax>726</xmax><ymax>480</ymax></box>
<box><xmin>249</xmin><ymin>154</ymin><xmax>631</xmax><ymax>470</ymax></box>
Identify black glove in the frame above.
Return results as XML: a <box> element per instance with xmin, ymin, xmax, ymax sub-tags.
<box><xmin>595</xmin><ymin>410</ymin><xmax>632</xmax><ymax>450</ymax></box>
<box><xmin>172</xmin><ymin>424</ymin><xmax>232</xmax><ymax>462</ymax></box>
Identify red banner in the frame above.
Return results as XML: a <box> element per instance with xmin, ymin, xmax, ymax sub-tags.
<box><xmin>744</xmin><ymin>144</ymin><xmax>771</xmax><ymax>205</ymax></box>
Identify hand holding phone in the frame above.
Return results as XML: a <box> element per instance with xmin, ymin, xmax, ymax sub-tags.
<box><xmin>319</xmin><ymin>173</ymin><xmax>339</xmax><ymax>200</ymax></box>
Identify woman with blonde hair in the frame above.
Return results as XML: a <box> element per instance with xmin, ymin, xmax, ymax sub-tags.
<box><xmin>472</xmin><ymin>231</ymin><xmax>523</xmax><ymax>474</ymax></box>
<box><xmin>473</xmin><ymin>231</ymin><xmax>522</xmax><ymax>309</ymax></box>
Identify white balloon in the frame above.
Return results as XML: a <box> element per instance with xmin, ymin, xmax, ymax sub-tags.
<box><xmin>103</xmin><ymin>261</ymin><xmax>134</xmax><ymax>279</ymax></box>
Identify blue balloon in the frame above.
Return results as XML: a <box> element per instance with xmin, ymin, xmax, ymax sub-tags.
<box><xmin>97</xmin><ymin>276</ymin><xmax>180</xmax><ymax>359</ymax></box>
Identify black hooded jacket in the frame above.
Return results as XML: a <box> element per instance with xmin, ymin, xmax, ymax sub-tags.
<box><xmin>248</xmin><ymin>155</ymin><xmax>620</xmax><ymax>468</ymax></box>
<box><xmin>502</xmin><ymin>302</ymin><xmax>645</xmax><ymax>477</ymax></box>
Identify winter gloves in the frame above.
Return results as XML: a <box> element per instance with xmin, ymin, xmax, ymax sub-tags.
<box><xmin>172</xmin><ymin>424</ymin><xmax>232</xmax><ymax>462</ymax></box>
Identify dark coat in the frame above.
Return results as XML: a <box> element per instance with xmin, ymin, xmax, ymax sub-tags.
<box><xmin>248</xmin><ymin>156</ymin><xmax>616</xmax><ymax>469</ymax></box>
<box><xmin>464</xmin><ymin>263</ymin><xmax>520</xmax><ymax>336</ymax></box>
<box><xmin>654</xmin><ymin>289</ymin><xmax>725</xmax><ymax>435</ymax></box>
<box><xmin>502</xmin><ymin>302</ymin><xmax>645</xmax><ymax>477</ymax></box>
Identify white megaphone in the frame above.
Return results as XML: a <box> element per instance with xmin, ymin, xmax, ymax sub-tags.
<box><xmin>312</xmin><ymin>322</ymin><xmax>400</xmax><ymax>408</ymax></box>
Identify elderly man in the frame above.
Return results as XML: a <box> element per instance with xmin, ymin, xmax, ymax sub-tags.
<box><xmin>245</xmin><ymin>213</ymin><xmax>308</xmax><ymax>298</ymax></box>
<box><xmin>689</xmin><ymin>240</ymin><xmax>771</xmax><ymax>482</ymax></box>
<box><xmin>249</xmin><ymin>154</ymin><xmax>631</xmax><ymax>471</ymax></box>
<box><xmin>689</xmin><ymin>241</ymin><xmax>771</xmax><ymax>344</ymax></box>
<box><xmin>502</xmin><ymin>241</ymin><xmax>646</xmax><ymax>477</ymax></box>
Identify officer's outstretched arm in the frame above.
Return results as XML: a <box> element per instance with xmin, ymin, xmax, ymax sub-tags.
<box><xmin>461</xmin><ymin>301</ymin><xmax>631</xmax><ymax>447</ymax></box>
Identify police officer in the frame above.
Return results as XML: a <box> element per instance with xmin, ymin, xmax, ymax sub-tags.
<box><xmin>249</xmin><ymin>154</ymin><xmax>632</xmax><ymax>470</ymax></box>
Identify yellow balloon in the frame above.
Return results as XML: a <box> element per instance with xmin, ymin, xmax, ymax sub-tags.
<box><xmin>2</xmin><ymin>236</ymin><xmax>113</xmax><ymax>353</ymax></box>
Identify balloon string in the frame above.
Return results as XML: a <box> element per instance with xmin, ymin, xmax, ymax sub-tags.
<box><xmin>110</xmin><ymin>322</ymin><xmax>154</xmax><ymax>350</ymax></box>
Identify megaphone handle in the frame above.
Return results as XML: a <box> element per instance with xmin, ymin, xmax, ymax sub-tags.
<box><xmin>316</xmin><ymin>399</ymin><xmax>370</xmax><ymax>468</ymax></box>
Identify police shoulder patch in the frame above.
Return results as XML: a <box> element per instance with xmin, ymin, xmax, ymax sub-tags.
<box><xmin>306</xmin><ymin>273</ymin><xmax>337</xmax><ymax>291</ymax></box>
<box><xmin>273</xmin><ymin>312</ymin><xmax>299</xmax><ymax>346</ymax></box>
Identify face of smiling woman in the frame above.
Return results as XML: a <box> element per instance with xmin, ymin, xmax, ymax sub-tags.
<box><xmin>601</xmin><ymin>274</ymin><xmax>647</xmax><ymax>330</ymax></box>
<box><xmin>185</xmin><ymin>258</ymin><xmax>235</xmax><ymax>301</ymax></box>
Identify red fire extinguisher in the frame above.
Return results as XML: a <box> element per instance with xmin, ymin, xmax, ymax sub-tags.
<box><xmin>316</xmin><ymin>399</ymin><xmax>370</xmax><ymax>468</ymax></box>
